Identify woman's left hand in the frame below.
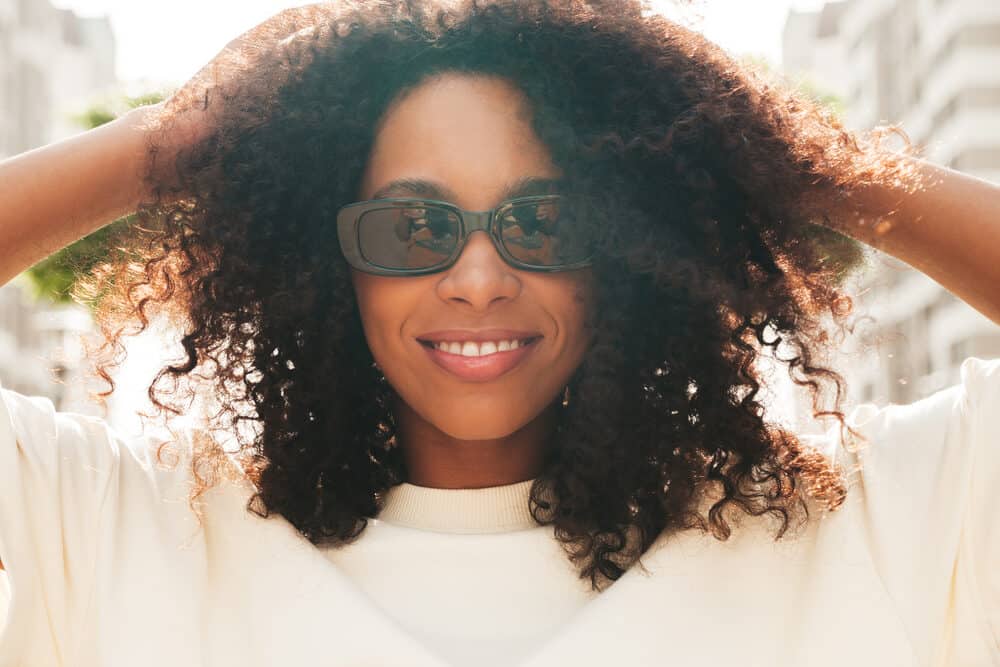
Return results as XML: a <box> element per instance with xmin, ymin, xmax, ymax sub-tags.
<box><xmin>829</xmin><ymin>155</ymin><xmax>1000</xmax><ymax>326</ymax></box>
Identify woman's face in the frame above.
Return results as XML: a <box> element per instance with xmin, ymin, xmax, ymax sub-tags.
<box><xmin>352</xmin><ymin>72</ymin><xmax>595</xmax><ymax>444</ymax></box>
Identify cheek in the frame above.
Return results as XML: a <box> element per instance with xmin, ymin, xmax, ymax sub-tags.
<box><xmin>568</xmin><ymin>277</ymin><xmax>598</xmax><ymax>359</ymax></box>
<box><xmin>533</xmin><ymin>273</ymin><xmax>596</xmax><ymax>353</ymax></box>
<box><xmin>351</xmin><ymin>274</ymin><xmax>415</xmax><ymax>353</ymax></box>
<box><xmin>564</xmin><ymin>271</ymin><xmax>596</xmax><ymax>324</ymax></box>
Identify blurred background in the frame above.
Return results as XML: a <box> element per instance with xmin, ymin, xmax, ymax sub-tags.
<box><xmin>1</xmin><ymin>0</ymin><xmax>998</xmax><ymax>439</ymax></box>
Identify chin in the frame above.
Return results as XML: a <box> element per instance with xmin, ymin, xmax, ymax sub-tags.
<box><xmin>426</xmin><ymin>400</ymin><xmax>557</xmax><ymax>441</ymax></box>
<box><xmin>434</xmin><ymin>419</ymin><xmax>526</xmax><ymax>441</ymax></box>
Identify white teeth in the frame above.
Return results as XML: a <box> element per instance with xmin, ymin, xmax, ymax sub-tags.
<box><xmin>432</xmin><ymin>338</ymin><xmax>532</xmax><ymax>356</ymax></box>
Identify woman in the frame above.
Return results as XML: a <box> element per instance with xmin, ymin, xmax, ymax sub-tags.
<box><xmin>0</xmin><ymin>0</ymin><xmax>997</xmax><ymax>664</ymax></box>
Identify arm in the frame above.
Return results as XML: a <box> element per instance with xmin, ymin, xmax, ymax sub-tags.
<box><xmin>829</xmin><ymin>156</ymin><xmax>1000</xmax><ymax>326</ymax></box>
<box><xmin>0</xmin><ymin>4</ymin><xmax>335</xmax><ymax>291</ymax></box>
<box><xmin>0</xmin><ymin>104</ymin><xmax>157</xmax><ymax>288</ymax></box>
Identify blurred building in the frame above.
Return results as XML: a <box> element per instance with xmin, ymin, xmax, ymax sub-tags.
<box><xmin>0</xmin><ymin>0</ymin><xmax>116</xmax><ymax>156</ymax></box>
<box><xmin>0</xmin><ymin>0</ymin><xmax>116</xmax><ymax>414</ymax></box>
<box><xmin>781</xmin><ymin>0</ymin><xmax>1000</xmax><ymax>413</ymax></box>
<box><xmin>0</xmin><ymin>281</ymin><xmax>102</xmax><ymax>414</ymax></box>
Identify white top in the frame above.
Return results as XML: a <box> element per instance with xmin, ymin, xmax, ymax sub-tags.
<box><xmin>0</xmin><ymin>357</ymin><xmax>997</xmax><ymax>666</ymax></box>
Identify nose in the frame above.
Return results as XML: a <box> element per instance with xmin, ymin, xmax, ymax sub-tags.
<box><xmin>435</xmin><ymin>229</ymin><xmax>521</xmax><ymax>311</ymax></box>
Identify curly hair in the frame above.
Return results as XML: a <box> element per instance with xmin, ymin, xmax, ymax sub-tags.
<box><xmin>79</xmin><ymin>0</ymin><xmax>921</xmax><ymax>592</ymax></box>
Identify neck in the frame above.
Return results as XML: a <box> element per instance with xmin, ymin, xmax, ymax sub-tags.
<box><xmin>392</xmin><ymin>396</ymin><xmax>559</xmax><ymax>489</ymax></box>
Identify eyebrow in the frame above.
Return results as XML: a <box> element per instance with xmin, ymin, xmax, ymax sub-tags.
<box><xmin>369</xmin><ymin>176</ymin><xmax>564</xmax><ymax>204</ymax></box>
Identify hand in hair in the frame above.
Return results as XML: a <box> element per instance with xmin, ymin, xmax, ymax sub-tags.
<box><xmin>146</xmin><ymin>4</ymin><xmax>334</xmax><ymax>190</ymax></box>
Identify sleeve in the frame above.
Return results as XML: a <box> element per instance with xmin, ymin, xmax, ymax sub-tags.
<box><xmin>0</xmin><ymin>376</ymin><xmax>132</xmax><ymax>661</ymax></box>
<box><xmin>954</xmin><ymin>356</ymin><xmax>1000</xmax><ymax>656</ymax></box>
<box><xmin>828</xmin><ymin>356</ymin><xmax>1000</xmax><ymax>660</ymax></box>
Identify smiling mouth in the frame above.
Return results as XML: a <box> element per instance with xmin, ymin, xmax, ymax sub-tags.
<box><xmin>417</xmin><ymin>336</ymin><xmax>543</xmax><ymax>382</ymax></box>
<box><xmin>416</xmin><ymin>336</ymin><xmax>543</xmax><ymax>356</ymax></box>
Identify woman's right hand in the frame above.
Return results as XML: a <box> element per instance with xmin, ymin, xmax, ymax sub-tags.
<box><xmin>147</xmin><ymin>3</ymin><xmax>334</xmax><ymax>186</ymax></box>
<box><xmin>0</xmin><ymin>4</ymin><xmax>336</xmax><ymax>287</ymax></box>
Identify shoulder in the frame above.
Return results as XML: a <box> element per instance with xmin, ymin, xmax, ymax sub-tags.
<box><xmin>798</xmin><ymin>357</ymin><xmax>999</xmax><ymax>487</ymax></box>
<box><xmin>0</xmin><ymin>379</ymin><xmax>197</xmax><ymax>491</ymax></box>
<box><xmin>795</xmin><ymin>356</ymin><xmax>999</xmax><ymax>592</ymax></box>
<box><xmin>0</xmin><ymin>377</ymin><xmax>236</xmax><ymax>551</ymax></box>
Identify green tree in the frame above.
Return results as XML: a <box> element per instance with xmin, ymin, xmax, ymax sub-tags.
<box><xmin>23</xmin><ymin>91</ymin><xmax>166</xmax><ymax>305</ymax></box>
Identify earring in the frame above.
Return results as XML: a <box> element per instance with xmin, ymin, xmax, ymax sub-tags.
<box><xmin>561</xmin><ymin>384</ymin><xmax>571</xmax><ymax>407</ymax></box>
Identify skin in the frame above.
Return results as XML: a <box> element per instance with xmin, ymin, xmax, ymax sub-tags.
<box><xmin>351</xmin><ymin>72</ymin><xmax>596</xmax><ymax>489</ymax></box>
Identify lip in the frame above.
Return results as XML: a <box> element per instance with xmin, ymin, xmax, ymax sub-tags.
<box><xmin>415</xmin><ymin>328</ymin><xmax>543</xmax><ymax>344</ymax></box>
<box><xmin>419</xmin><ymin>337</ymin><xmax>542</xmax><ymax>382</ymax></box>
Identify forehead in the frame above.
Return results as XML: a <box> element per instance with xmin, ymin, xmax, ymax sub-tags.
<box><xmin>359</xmin><ymin>73</ymin><xmax>562</xmax><ymax>208</ymax></box>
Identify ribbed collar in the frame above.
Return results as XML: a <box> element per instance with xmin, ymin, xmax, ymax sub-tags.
<box><xmin>377</xmin><ymin>478</ymin><xmax>539</xmax><ymax>534</ymax></box>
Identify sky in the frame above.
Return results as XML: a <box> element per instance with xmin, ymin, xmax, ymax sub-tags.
<box><xmin>51</xmin><ymin>0</ymin><xmax>829</xmax><ymax>91</ymax></box>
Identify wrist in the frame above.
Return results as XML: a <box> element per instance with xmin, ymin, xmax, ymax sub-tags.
<box><xmin>118</xmin><ymin>103</ymin><xmax>163</xmax><ymax>206</ymax></box>
<box><xmin>824</xmin><ymin>154</ymin><xmax>926</xmax><ymax>250</ymax></box>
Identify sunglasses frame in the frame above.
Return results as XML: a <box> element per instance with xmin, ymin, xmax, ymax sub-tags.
<box><xmin>336</xmin><ymin>194</ymin><xmax>595</xmax><ymax>276</ymax></box>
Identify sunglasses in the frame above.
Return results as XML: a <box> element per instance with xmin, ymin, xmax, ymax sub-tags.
<box><xmin>336</xmin><ymin>195</ymin><xmax>595</xmax><ymax>276</ymax></box>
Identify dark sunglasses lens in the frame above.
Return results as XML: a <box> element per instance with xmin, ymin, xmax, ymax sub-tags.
<box><xmin>499</xmin><ymin>199</ymin><xmax>593</xmax><ymax>266</ymax></box>
<box><xmin>358</xmin><ymin>205</ymin><xmax>460</xmax><ymax>270</ymax></box>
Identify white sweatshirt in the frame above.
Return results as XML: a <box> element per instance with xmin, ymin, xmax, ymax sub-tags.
<box><xmin>0</xmin><ymin>357</ymin><xmax>997</xmax><ymax>666</ymax></box>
